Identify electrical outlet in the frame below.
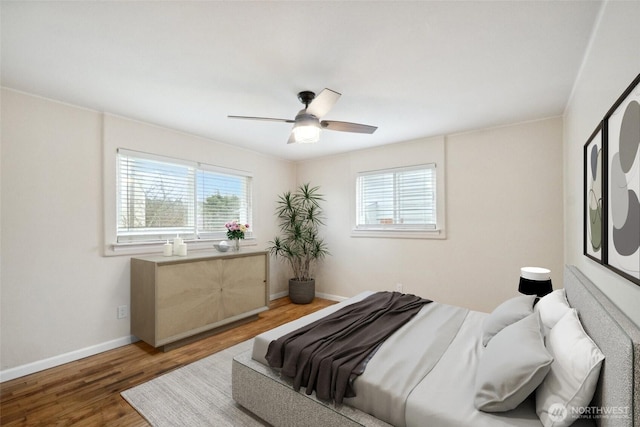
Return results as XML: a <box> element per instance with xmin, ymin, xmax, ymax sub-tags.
<box><xmin>117</xmin><ymin>305</ymin><xmax>128</xmax><ymax>319</ymax></box>
<box><xmin>396</xmin><ymin>283</ymin><xmax>403</xmax><ymax>292</ymax></box>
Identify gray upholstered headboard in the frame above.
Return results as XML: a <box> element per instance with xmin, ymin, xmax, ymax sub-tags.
<box><xmin>564</xmin><ymin>265</ymin><xmax>640</xmax><ymax>427</ymax></box>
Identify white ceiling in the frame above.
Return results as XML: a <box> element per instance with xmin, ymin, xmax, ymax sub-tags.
<box><xmin>1</xmin><ymin>1</ymin><xmax>602</xmax><ymax>161</ymax></box>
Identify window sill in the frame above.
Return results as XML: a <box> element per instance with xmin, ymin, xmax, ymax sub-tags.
<box><xmin>350</xmin><ymin>228</ymin><xmax>446</xmax><ymax>240</ymax></box>
<box><xmin>104</xmin><ymin>238</ymin><xmax>257</xmax><ymax>257</ymax></box>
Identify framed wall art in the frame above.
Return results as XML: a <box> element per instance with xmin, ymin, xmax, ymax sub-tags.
<box><xmin>605</xmin><ymin>73</ymin><xmax>640</xmax><ymax>286</ymax></box>
<box><xmin>584</xmin><ymin>123</ymin><xmax>605</xmax><ymax>264</ymax></box>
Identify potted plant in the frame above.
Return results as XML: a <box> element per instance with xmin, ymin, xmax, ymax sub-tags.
<box><xmin>268</xmin><ymin>183</ymin><xmax>329</xmax><ymax>304</ymax></box>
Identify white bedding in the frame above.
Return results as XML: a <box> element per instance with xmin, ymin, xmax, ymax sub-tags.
<box><xmin>405</xmin><ymin>310</ymin><xmax>543</xmax><ymax>427</ymax></box>
<box><xmin>345</xmin><ymin>302</ymin><xmax>468</xmax><ymax>426</ymax></box>
<box><xmin>251</xmin><ymin>292</ymin><xmax>591</xmax><ymax>427</ymax></box>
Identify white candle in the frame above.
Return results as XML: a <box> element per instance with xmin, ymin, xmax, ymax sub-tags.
<box><xmin>163</xmin><ymin>241</ymin><xmax>173</xmax><ymax>257</ymax></box>
<box><xmin>177</xmin><ymin>242</ymin><xmax>187</xmax><ymax>256</ymax></box>
<box><xmin>173</xmin><ymin>236</ymin><xmax>183</xmax><ymax>255</ymax></box>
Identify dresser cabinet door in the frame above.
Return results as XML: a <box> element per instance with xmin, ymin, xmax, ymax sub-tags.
<box><xmin>155</xmin><ymin>258</ymin><xmax>223</xmax><ymax>341</ymax></box>
<box><xmin>220</xmin><ymin>254</ymin><xmax>267</xmax><ymax>319</ymax></box>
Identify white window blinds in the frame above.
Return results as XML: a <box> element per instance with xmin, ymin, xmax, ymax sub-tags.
<box><xmin>355</xmin><ymin>164</ymin><xmax>437</xmax><ymax>230</ymax></box>
<box><xmin>197</xmin><ymin>166</ymin><xmax>252</xmax><ymax>236</ymax></box>
<box><xmin>117</xmin><ymin>149</ymin><xmax>252</xmax><ymax>242</ymax></box>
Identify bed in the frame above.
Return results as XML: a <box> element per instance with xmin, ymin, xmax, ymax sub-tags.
<box><xmin>232</xmin><ymin>265</ymin><xmax>640</xmax><ymax>427</ymax></box>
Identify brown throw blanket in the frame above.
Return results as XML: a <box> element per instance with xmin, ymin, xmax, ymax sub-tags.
<box><xmin>265</xmin><ymin>291</ymin><xmax>431</xmax><ymax>404</ymax></box>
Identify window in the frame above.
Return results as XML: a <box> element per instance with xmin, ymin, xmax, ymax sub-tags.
<box><xmin>355</xmin><ymin>164</ymin><xmax>437</xmax><ymax>232</ymax></box>
<box><xmin>117</xmin><ymin>149</ymin><xmax>252</xmax><ymax>243</ymax></box>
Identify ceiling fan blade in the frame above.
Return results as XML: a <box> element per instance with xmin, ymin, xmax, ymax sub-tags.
<box><xmin>287</xmin><ymin>132</ymin><xmax>297</xmax><ymax>144</ymax></box>
<box><xmin>306</xmin><ymin>88</ymin><xmax>341</xmax><ymax>119</ymax></box>
<box><xmin>228</xmin><ymin>115</ymin><xmax>294</xmax><ymax>123</ymax></box>
<box><xmin>321</xmin><ymin>120</ymin><xmax>378</xmax><ymax>134</ymax></box>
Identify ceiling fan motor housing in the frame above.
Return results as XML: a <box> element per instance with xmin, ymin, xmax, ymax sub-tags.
<box><xmin>294</xmin><ymin>109</ymin><xmax>320</xmax><ymax>125</ymax></box>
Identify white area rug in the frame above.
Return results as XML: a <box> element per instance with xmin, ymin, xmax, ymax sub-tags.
<box><xmin>121</xmin><ymin>340</ymin><xmax>267</xmax><ymax>426</ymax></box>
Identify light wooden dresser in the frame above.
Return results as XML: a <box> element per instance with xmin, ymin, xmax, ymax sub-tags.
<box><xmin>130</xmin><ymin>249</ymin><xmax>269</xmax><ymax>349</ymax></box>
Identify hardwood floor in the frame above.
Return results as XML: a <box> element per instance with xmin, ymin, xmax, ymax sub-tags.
<box><xmin>0</xmin><ymin>297</ymin><xmax>336</xmax><ymax>426</ymax></box>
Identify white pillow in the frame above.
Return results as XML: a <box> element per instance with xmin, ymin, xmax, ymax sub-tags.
<box><xmin>536</xmin><ymin>309</ymin><xmax>605</xmax><ymax>427</ymax></box>
<box><xmin>474</xmin><ymin>312</ymin><xmax>553</xmax><ymax>412</ymax></box>
<box><xmin>481</xmin><ymin>294</ymin><xmax>537</xmax><ymax>346</ymax></box>
<box><xmin>534</xmin><ymin>289</ymin><xmax>571</xmax><ymax>333</ymax></box>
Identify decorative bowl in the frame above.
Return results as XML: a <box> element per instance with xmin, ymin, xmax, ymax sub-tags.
<box><xmin>214</xmin><ymin>241</ymin><xmax>230</xmax><ymax>252</ymax></box>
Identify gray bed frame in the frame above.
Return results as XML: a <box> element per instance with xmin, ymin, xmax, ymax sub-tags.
<box><xmin>232</xmin><ymin>265</ymin><xmax>640</xmax><ymax>427</ymax></box>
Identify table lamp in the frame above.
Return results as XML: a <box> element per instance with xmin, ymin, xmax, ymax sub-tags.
<box><xmin>518</xmin><ymin>267</ymin><xmax>553</xmax><ymax>297</ymax></box>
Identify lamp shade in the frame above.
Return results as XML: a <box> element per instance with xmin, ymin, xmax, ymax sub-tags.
<box><xmin>518</xmin><ymin>267</ymin><xmax>552</xmax><ymax>297</ymax></box>
<box><xmin>292</xmin><ymin>111</ymin><xmax>321</xmax><ymax>143</ymax></box>
<box><xmin>293</xmin><ymin>124</ymin><xmax>320</xmax><ymax>143</ymax></box>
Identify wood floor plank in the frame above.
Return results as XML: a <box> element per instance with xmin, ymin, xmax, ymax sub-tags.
<box><xmin>0</xmin><ymin>297</ymin><xmax>335</xmax><ymax>426</ymax></box>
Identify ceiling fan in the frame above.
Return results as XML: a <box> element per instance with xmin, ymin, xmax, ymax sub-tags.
<box><xmin>228</xmin><ymin>88</ymin><xmax>377</xmax><ymax>144</ymax></box>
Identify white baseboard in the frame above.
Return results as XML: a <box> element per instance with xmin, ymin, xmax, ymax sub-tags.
<box><xmin>0</xmin><ymin>335</ymin><xmax>139</xmax><ymax>383</ymax></box>
<box><xmin>269</xmin><ymin>291</ymin><xmax>346</xmax><ymax>302</ymax></box>
<box><xmin>315</xmin><ymin>291</ymin><xmax>347</xmax><ymax>302</ymax></box>
<box><xmin>269</xmin><ymin>291</ymin><xmax>288</xmax><ymax>300</ymax></box>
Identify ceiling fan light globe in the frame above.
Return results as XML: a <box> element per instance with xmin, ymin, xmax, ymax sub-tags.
<box><xmin>293</xmin><ymin>124</ymin><xmax>320</xmax><ymax>143</ymax></box>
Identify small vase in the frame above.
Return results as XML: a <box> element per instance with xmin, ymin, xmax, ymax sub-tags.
<box><xmin>231</xmin><ymin>239</ymin><xmax>240</xmax><ymax>251</ymax></box>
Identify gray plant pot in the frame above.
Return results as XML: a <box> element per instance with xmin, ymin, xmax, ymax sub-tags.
<box><xmin>289</xmin><ymin>278</ymin><xmax>315</xmax><ymax>304</ymax></box>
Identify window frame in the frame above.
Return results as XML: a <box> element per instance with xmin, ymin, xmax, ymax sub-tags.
<box><xmin>113</xmin><ymin>148</ymin><xmax>253</xmax><ymax>251</ymax></box>
<box><xmin>354</xmin><ymin>163</ymin><xmax>437</xmax><ymax>233</ymax></box>
<box><xmin>350</xmin><ymin>140</ymin><xmax>446</xmax><ymax>240</ymax></box>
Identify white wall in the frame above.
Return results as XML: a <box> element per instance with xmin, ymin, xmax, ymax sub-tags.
<box><xmin>564</xmin><ymin>0</ymin><xmax>640</xmax><ymax>326</ymax></box>
<box><xmin>297</xmin><ymin>117</ymin><xmax>564</xmax><ymax>313</ymax></box>
<box><xmin>0</xmin><ymin>89</ymin><xmax>295</xmax><ymax>377</ymax></box>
